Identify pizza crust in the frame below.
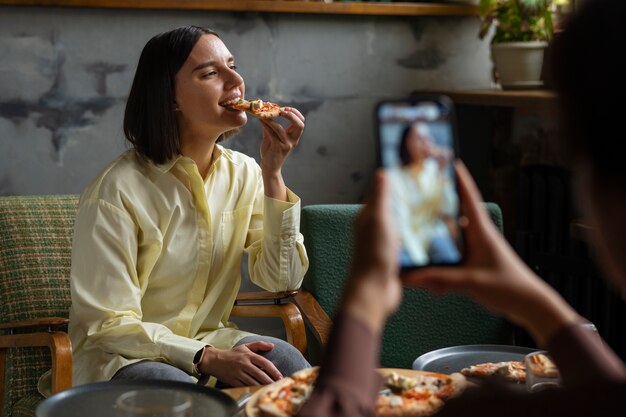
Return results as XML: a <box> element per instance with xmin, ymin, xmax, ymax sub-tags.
<box><xmin>258</xmin><ymin>401</ymin><xmax>290</xmax><ymax>417</ymax></box>
<box><xmin>254</xmin><ymin>108</ymin><xmax>283</xmax><ymax>119</ymax></box>
<box><xmin>227</xmin><ymin>98</ymin><xmax>284</xmax><ymax>119</ymax></box>
<box><xmin>377</xmin><ymin>393</ymin><xmax>444</xmax><ymax>417</ymax></box>
<box><xmin>461</xmin><ymin>361</ymin><xmax>526</xmax><ymax>383</ymax></box>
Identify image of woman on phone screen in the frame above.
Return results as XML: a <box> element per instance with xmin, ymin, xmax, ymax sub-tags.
<box><xmin>388</xmin><ymin>121</ymin><xmax>461</xmax><ymax>267</ymax></box>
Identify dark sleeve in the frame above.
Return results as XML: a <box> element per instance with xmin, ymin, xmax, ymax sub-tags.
<box><xmin>545</xmin><ymin>322</ymin><xmax>626</xmax><ymax>386</ymax></box>
<box><xmin>297</xmin><ymin>312</ymin><xmax>382</xmax><ymax>417</ymax></box>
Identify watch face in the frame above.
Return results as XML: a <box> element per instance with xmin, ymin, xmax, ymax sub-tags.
<box><xmin>193</xmin><ymin>348</ymin><xmax>204</xmax><ymax>364</ymax></box>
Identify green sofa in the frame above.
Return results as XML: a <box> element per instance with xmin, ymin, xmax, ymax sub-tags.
<box><xmin>297</xmin><ymin>203</ymin><xmax>514</xmax><ymax>368</ymax></box>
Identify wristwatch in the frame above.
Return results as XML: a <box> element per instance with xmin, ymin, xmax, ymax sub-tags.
<box><xmin>192</xmin><ymin>347</ymin><xmax>205</xmax><ymax>378</ymax></box>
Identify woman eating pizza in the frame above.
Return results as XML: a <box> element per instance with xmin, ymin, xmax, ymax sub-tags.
<box><xmin>39</xmin><ymin>25</ymin><xmax>310</xmax><ymax>394</ymax></box>
<box><xmin>298</xmin><ymin>0</ymin><xmax>626</xmax><ymax>416</ymax></box>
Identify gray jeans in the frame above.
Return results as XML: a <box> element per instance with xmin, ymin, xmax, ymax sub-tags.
<box><xmin>111</xmin><ymin>335</ymin><xmax>310</xmax><ymax>386</ymax></box>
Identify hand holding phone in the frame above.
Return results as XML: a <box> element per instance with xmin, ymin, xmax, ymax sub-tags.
<box><xmin>375</xmin><ymin>96</ymin><xmax>463</xmax><ymax>270</ymax></box>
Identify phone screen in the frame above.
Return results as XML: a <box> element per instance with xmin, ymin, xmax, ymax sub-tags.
<box><xmin>376</xmin><ymin>96</ymin><xmax>463</xmax><ymax>269</ymax></box>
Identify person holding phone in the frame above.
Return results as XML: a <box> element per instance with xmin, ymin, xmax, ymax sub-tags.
<box><xmin>389</xmin><ymin>121</ymin><xmax>460</xmax><ymax>266</ymax></box>
<box><xmin>297</xmin><ymin>0</ymin><xmax>626</xmax><ymax>415</ymax></box>
<box><xmin>38</xmin><ymin>25</ymin><xmax>310</xmax><ymax>395</ymax></box>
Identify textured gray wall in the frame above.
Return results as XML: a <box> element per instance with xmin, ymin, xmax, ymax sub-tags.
<box><xmin>0</xmin><ymin>6</ymin><xmax>491</xmax><ymax>201</ymax></box>
<box><xmin>0</xmin><ymin>5</ymin><xmax>493</xmax><ymax>341</ymax></box>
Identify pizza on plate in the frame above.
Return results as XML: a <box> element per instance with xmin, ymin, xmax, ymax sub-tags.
<box><xmin>256</xmin><ymin>367</ymin><xmax>318</xmax><ymax>417</ymax></box>
<box><xmin>461</xmin><ymin>353</ymin><xmax>560</xmax><ymax>383</ymax></box>
<box><xmin>225</xmin><ymin>98</ymin><xmax>284</xmax><ymax>119</ymax></box>
<box><xmin>526</xmin><ymin>353</ymin><xmax>559</xmax><ymax>378</ymax></box>
<box><xmin>376</xmin><ymin>370</ymin><xmax>467</xmax><ymax>417</ymax></box>
<box><xmin>461</xmin><ymin>361</ymin><xmax>526</xmax><ymax>383</ymax></box>
<box><xmin>254</xmin><ymin>367</ymin><xmax>466</xmax><ymax>417</ymax></box>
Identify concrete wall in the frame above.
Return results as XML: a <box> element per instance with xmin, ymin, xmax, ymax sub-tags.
<box><xmin>0</xmin><ymin>6</ymin><xmax>492</xmax><ymax>201</ymax></box>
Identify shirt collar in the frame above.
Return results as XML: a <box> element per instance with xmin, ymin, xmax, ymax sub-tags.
<box><xmin>153</xmin><ymin>155</ymin><xmax>181</xmax><ymax>173</ymax></box>
<box><xmin>152</xmin><ymin>144</ymin><xmax>237</xmax><ymax>173</ymax></box>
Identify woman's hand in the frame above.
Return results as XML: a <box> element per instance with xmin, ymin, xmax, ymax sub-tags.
<box><xmin>259</xmin><ymin>107</ymin><xmax>304</xmax><ymax>175</ymax></box>
<box><xmin>342</xmin><ymin>170</ymin><xmax>403</xmax><ymax>335</ymax></box>
<box><xmin>200</xmin><ymin>341</ymin><xmax>283</xmax><ymax>386</ymax></box>
<box><xmin>258</xmin><ymin>107</ymin><xmax>304</xmax><ymax>201</ymax></box>
<box><xmin>401</xmin><ymin>161</ymin><xmax>581</xmax><ymax>346</ymax></box>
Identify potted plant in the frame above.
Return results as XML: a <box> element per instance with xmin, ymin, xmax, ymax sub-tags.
<box><xmin>479</xmin><ymin>0</ymin><xmax>568</xmax><ymax>89</ymax></box>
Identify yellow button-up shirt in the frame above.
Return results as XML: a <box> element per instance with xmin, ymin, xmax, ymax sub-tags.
<box><xmin>65</xmin><ymin>146</ymin><xmax>308</xmax><ymax>387</ymax></box>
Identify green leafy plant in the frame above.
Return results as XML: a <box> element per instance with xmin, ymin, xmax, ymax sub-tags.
<box><xmin>479</xmin><ymin>0</ymin><xmax>568</xmax><ymax>43</ymax></box>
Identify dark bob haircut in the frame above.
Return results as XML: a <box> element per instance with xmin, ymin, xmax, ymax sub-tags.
<box><xmin>398</xmin><ymin>124</ymin><xmax>414</xmax><ymax>166</ymax></box>
<box><xmin>398</xmin><ymin>122</ymin><xmax>431</xmax><ymax>166</ymax></box>
<box><xmin>123</xmin><ymin>25</ymin><xmax>219</xmax><ymax>165</ymax></box>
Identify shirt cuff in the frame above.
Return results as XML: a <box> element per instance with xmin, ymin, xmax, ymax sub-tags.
<box><xmin>545</xmin><ymin>321</ymin><xmax>624</xmax><ymax>385</ymax></box>
<box><xmin>161</xmin><ymin>338</ymin><xmax>210</xmax><ymax>375</ymax></box>
<box><xmin>264</xmin><ymin>188</ymin><xmax>301</xmax><ymax>237</ymax></box>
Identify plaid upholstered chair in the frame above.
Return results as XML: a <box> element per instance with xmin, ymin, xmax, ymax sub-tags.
<box><xmin>0</xmin><ymin>195</ymin><xmax>76</xmax><ymax>417</ymax></box>
<box><xmin>0</xmin><ymin>195</ymin><xmax>306</xmax><ymax>417</ymax></box>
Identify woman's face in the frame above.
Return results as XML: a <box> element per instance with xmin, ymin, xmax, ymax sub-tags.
<box><xmin>406</xmin><ymin>126</ymin><xmax>430</xmax><ymax>163</ymax></box>
<box><xmin>174</xmin><ymin>34</ymin><xmax>247</xmax><ymax>141</ymax></box>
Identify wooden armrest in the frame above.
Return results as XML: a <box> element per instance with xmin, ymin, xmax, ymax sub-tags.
<box><xmin>231</xmin><ymin>302</ymin><xmax>307</xmax><ymax>355</ymax></box>
<box><xmin>234</xmin><ymin>290</ymin><xmax>298</xmax><ymax>304</ymax></box>
<box><xmin>0</xmin><ymin>331</ymin><xmax>72</xmax><ymax>395</ymax></box>
<box><xmin>293</xmin><ymin>290</ymin><xmax>332</xmax><ymax>347</ymax></box>
<box><xmin>0</xmin><ymin>317</ymin><xmax>69</xmax><ymax>332</ymax></box>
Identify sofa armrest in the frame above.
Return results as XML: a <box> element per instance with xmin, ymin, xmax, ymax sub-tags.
<box><xmin>293</xmin><ymin>290</ymin><xmax>332</xmax><ymax>348</ymax></box>
<box><xmin>232</xmin><ymin>290</ymin><xmax>306</xmax><ymax>355</ymax></box>
<box><xmin>234</xmin><ymin>290</ymin><xmax>299</xmax><ymax>305</ymax></box>
<box><xmin>0</xmin><ymin>329</ymin><xmax>72</xmax><ymax>412</ymax></box>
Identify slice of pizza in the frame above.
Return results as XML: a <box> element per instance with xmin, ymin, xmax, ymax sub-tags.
<box><xmin>257</xmin><ymin>367</ymin><xmax>318</xmax><ymax>417</ymax></box>
<box><xmin>526</xmin><ymin>353</ymin><xmax>559</xmax><ymax>378</ymax></box>
<box><xmin>461</xmin><ymin>361</ymin><xmax>526</xmax><ymax>383</ymax></box>
<box><xmin>226</xmin><ymin>98</ymin><xmax>284</xmax><ymax>119</ymax></box>
<box><xmin>376</xmin><ymin>371</ymin><xmax>467</xmax><ymax>417</ymax></box>
<box><xmin>290</xmin><ymin>367</ymin><xmax>320</xmax><ymax>385</ymax></box>
<box><xmin>257</xmin><ymin>377</ymin><xmax>296</xmax><ymax>417</ymax></box>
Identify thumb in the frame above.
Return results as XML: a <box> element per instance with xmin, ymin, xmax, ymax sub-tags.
<box><xmin>365</xmin><ymin>169</ymin><xmax>388</xmax><ymax>212</ymax></box>
<box><xmin>402</xmin><ymin>267</ymin><xmax>472</xmax><ymax>295</ymax></box>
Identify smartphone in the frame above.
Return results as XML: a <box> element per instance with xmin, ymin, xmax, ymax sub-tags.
<box><xmin>375</xmin><ymin>96</ymin><xmax>463</xmax><ymax>270</ymax></box>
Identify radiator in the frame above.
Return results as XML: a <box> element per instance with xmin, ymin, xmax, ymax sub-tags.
<box><xmin>514</xmin><ymin>164</ymin><xmax>626</xmax><ymax>360</ymax></box>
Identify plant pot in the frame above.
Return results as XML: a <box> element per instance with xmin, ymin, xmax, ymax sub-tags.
<box><xmin>490</xmin><ymin>41</ymin><xmax>548</xmax><ymax>89</ymax></box>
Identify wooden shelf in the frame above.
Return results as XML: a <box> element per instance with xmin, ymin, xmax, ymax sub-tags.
<box><xmin>0</xmin><ymin>0</ymin><xmax>479</xmax><ymax>16</ymax></box>
<box><xmin>431</xmin><ymin>88</ymin><xmax>558</xmax><ymax>108</ymax></box>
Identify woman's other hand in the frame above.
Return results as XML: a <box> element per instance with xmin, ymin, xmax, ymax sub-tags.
<box><xmin>200</xmin><ymin>341</ymin><xmax>283</xmax><ymax>386</ymax></box>
<box><xmin>402</xmin><ymin>161</ymin><xmax>581</xmax><ymax>346</ymax></box>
